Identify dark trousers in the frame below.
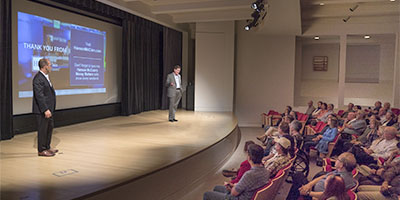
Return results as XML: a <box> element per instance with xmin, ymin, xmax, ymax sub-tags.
<box><xmin>36</xmin><ymin>114</ymin><xmax>54</xmax><ymax>152</ymax></box>
<box><xmin>302</xmin><ymin>135</ymin><xmax>319</xmax><ymax>152</ymax></box>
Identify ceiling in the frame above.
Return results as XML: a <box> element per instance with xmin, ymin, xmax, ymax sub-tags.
<box><xmin>301</xmin><ymin>0</ymin><xmax>400</xmax><ymax>32</ymax></box>
<box><xmin>100</xmin><ymin>0</ymin><xmax>399</xmax><ymax>35</ymax></box>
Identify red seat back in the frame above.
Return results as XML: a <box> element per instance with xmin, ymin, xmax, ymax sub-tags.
<box><xmin>391</xmin><ymin>108</ymin><xmax>400</xmax><ymax>116</ymax></box>
<box><xmin>337</xmin><ymin>110</ymin><xmax>344</xmax><ymax>116</ymax></box>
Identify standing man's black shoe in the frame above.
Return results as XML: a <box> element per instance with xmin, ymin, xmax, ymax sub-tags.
<box><xmin>169</xmin><ymin>119</ymin><xmax>174</xmax><ymax>122</ymax></box>
<box><xmin>173</xmin><ymin>119</ymin><xmax>178</xmax><ymax>122</ymax></box>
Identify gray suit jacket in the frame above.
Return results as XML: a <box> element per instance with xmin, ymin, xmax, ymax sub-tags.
<box><xmin>165</xmin><ymin>72</ymin><xmax>185</xmax><ymax>97</ymax></box>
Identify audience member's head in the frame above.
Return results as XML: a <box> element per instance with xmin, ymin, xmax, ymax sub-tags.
<box><xmin>327</xmin><ymin>104</ymin><xmax>334</xmax><ymax>111</ymax></box>
<box><xmin>308</xmin><ymin>100</ymin><xmax>313</xmax><ymax>107</ymax></box>
<box><xmin>320</xmin><ymin>175</ymin><xmax>349</xmax><ymax>200</ymax></box>
<box><xmin>347</xmin><ymin>103</ymin><xmax>354</xmax><ymax>111</ymax></box>
<box><xmin>385</xmin><ymin>112</ymin><xmax>395</xmax><ymax>121</ymax></box>
<box><xmin>321</xmin><ymin>103</ymin><xmax>328</xmax><ymax>110</ymax></box>
<box><xmin>279</xmin><ymin>122</ymin><xmax>290</xmax><ymax>135</ymax></box>
<box><xmin>383</xmin><ymin>126</ymin><xmax>398</xmax><ymax>141</ymax></box>
<box><xmin>347</xmin><ymin>112</ymin><xmax>356</xmax><ymax>120</ymax></box>
<box><xmin>384</xmin><ymin>102</ymin><xmax>391</xmax><ymax>111</ymax></box>
<box><xmin>328</xmin><ymin>117</ymin><xmax>338</xmax><ymax>128</ymax></box>
<box><xmin>375</xmin><ymin>101</ymin><xmax>382</xmax><ymax>108</ymax></box>
<box><xmin>354</xmin><ymin>105</ymin><xmax>361</xmax><ymax>111</ymax></box>
<box><xmin>379</xmin><ymin>107</ymin><xmax>387</xmax><ymax>116</ymax></box>
<box><xmin>285</xmin><ymin>115</ymin><xmax>295</xmax><ymax>123</ymax></box>
<box><xmin>274</xmin><ymin>137</ymin><xmax>291</xmax><ymax>156</ymax></box>
<box><xmin>356</xmin><ymin>110</ymin><xmax>366</xmax><ymax>119</ymax></box>
<box><xmin>282</xmin><ymin>134</ymin><xmax>296</xmax><ymax>158</ymax></box>
<box><xmin>336</xmin><ymin>152</ymin><xmax>356</xmax><ymax>172</ymax></box>
<box><xmin>290</xmin><ymin>120</ymin><xmax>302</xmax><ymax>134</ymax></box>
<box><xmin>368</xmin><ymin>117</ymin><xmax>379</xmax><ymax>129</ymax></box>
<box><xmin>285</xmin><ymin>106</ymin><xmax>292</xmax><ymax>114</ymax></box>
<box><xmin>244</xmin><ymin>140</ymin><xmax>255</xmax><ymax>152</ymax></box>
<box><xmin>247</xmin><ymin>144</ymin><xmax>264</xmax><ymax>165</ymax></box>
<box><xmin>317</xmin><ymin>101</ymin><xmax>323</xmax><ymax>108</ymax></box>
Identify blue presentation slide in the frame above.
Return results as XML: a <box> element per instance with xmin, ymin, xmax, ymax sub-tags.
<box><xmin>17</xmin><ymin>11</ymin><xmax>107</xmax><ymax>98</ymax></box>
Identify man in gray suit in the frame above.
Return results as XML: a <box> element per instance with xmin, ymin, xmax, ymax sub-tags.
<box><xmin>166</xmin><ymin>65</ymin><xmax>183</xmax><ymax>122</ymax></box>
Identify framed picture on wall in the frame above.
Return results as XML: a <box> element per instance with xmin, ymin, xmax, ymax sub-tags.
<box><xmin>313</xmin><ymin>56</ymin><xmax>328</xmax><ymax>71</ymax></box>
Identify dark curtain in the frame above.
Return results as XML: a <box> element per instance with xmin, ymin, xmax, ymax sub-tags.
<box><xmin>0</xmin><ymin>0</ymin><xmax>13</xmax><ymax>140</ymax></box>
<box><xmin>161</xmin><ymin>27</ymin><xmax>182</xmax><ymax>109</ymax></box>
<box><xmin>121</xmin><ymin>16</ymin><xmax>163</xmax><ymax>115</ymax></box>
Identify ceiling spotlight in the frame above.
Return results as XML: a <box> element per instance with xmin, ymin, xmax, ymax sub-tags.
<box><xmin>343</xmin><ymin>16</ymin><xmax>351</xmax><ymax>22</ymax></box>
<box><xmin>364</xmin><ymin>35</ymin><xmax>371</xmax><ymax>39</ymax></box>
<box><xmin>314</xmin><ymin>36</ymin><xmax>320</xmax><ymax>40</ymax></box>
<box><xmin>244</xmin><ymin>26</ymin><xmax>250</xmax><ymax>31</ymax></box>
<box><xmin>349</xmin><ymin>4</ymin><xmax>359</xmax><ymax>12</ymax></box>
<box><xmin>390</xmin><ymin>0</ymin><xmax>396</xmax><ymax>2</ymax></box>
<box><xmin>251</xmin><ymin>0</ymin><xmax>263</xmax><ymax>10</ymax></box>
<box><xmin>319</xmin><ymin>3</ymin><xmax>325</xmax><ymax>6</ymax></box>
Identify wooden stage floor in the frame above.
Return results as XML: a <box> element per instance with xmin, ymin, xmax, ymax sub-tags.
<box><xmin>1</xmin><ymin>110</ymin><xmax>238</xmax><ymax>200</ymax></box>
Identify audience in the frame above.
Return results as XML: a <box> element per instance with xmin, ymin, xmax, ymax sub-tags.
<box><xmin>341</xmin><ymin>103</ymin><xmax>355</xmax><ymax>119</ymax></box>
<box><xmin>262</xmin><ymin>137</ymin><xmax>291</xmax><ymax>176</ymax></box>
<box><xmin>382</xmin><ymin>112</ymin><xmax>396</xmax><ymax>127</ymax></box>
<box><xmin>287</xmin><ymin>152</ymin><xmax>357</xmax><ymax>200</ymax></box>
<box><xmin>203</xmin><ymin>144</ymin><xmax>270</xmax><ymax>200</ymax></box>
<box><xmin>349</xmin><ymin>126</ymin><xmax>398</xmax><ymax>165</ymax></box>
<box><xmin>303</xmin><ymin>117</ymin><xmax>338</xmax><ymax>156</ymax></box>
<box><xmin>305</xmin><ymin>100</ymin><xmax>316</xmax><ymax>116</ymax></box>
<box><xmin>290</xmin><ymin>120</ymin><xmax>303</xmax><ymax>149</ymax></box>
<box><xmin>319</xmin><ymin>175</ymin><xmax>350</xmax><ymax>200</ymax></box>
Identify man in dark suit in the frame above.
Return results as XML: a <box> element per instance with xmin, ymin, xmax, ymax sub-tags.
<box><xmin>165</xmin><ymin>65</ymin><xmax>184</xmax><ymax>122</ymax></box>
<box><xmin>33</xmin><ymin>58</ymin><xmax>57</xmax><ymax>157</ymax></box>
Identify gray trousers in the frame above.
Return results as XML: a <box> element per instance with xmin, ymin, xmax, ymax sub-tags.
<box><xmin>168</xmin><ymin>89</ymin><xmax>182</xmax><ymax>120</ymax></box>
<box><xmin>203</xmin><ymin>185</ymin><xmax>236</xmax><ymax>200</ymax></box>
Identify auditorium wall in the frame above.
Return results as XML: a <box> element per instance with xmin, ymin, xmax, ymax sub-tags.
<box><xmin>234</xmin><ymin>23</ymin><xmax>296</xmax><ymax>127</ymax></box>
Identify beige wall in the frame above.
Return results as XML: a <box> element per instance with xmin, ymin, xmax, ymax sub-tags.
<box><xmin>234</xmin><ymin>25</ymin><xmax>296</xmax><ymax>126</ymax></box>
<box><xmin>194</xmin><ymin>21</ymin><xmax>235</xmax><ymax>111</ymax></box>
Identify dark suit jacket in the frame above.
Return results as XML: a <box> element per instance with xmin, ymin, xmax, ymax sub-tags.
<box><xmin>32</xmin><ymin>72</ymin><xmax>56</xmax><ymax>114</ymax></box>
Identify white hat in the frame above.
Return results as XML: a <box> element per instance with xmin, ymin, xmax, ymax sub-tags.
<box><xmin>274</xmin><ymin>137</ymin><xmax>291</xmax><ymax>149</ymax></box>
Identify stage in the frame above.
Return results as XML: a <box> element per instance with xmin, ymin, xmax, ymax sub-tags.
<box><xmin>0</xmin><ymin>110</ymin><xmax>240</xmax><ymax>200</ymax></box>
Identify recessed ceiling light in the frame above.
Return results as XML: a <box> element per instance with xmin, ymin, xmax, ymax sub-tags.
<box><xmin>364</xmin><ymin>35</ymin><xmax>371</xmax><ymax>39</ymax></box>
<box><xmin>390</xmin><ymin>0</ymin><xmax>395</xmax><ymax>2</ymax></box>
<box><xmin>314</xmin><ymin>36</ymin><xmax>320</xmax><ymax>40</ymax></box>
<box><xmin>319</xmin><ymin>3</ymin><xmax>325</xmax><ymax>5</ymax></box>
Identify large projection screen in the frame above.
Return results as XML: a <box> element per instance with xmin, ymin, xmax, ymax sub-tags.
<box><xmin>12</xmin><ymin>0</ymin><xmax>122</xmax><ymax>115</ymax></box>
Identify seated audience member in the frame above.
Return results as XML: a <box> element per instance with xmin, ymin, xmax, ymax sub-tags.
<box><xmin>286</xmin><ymin>152</ymin><xmax>357</xmax><ymax>200</ymax></box>
<box><xmin>341</xmin><ymin>103</ymin><xmax>355</xmax><ymax>119</ymax></box>
<box><xmin>222</xmin><ymin>141</ymin><xmax>254</xmax><ymax>182</ymax></box>
<box><xmin>289</xmin><ymin>111</ymin><xmax>298</xmax><ymax>120</ymax></box>
<box><xmin>315</xmin><ymin>103</ymin><xmax>328</xmax><ymax>120</ymax></box>
<box><xmin>379</xmin><ymin>108</ymin><xmax>388</xmax><ymax>123</ymax></box>
<box><xmin>305</xmin><ymin>100</ymin><xmax>316</xmax><ymax>116</ymax></box>
<box><xmin>349</xmin><ymin>127</ymin><xmax>398</xmax><ymax>165</ymax></box>
<box><xmin>290</xmin><ymin>120</ymin><xmax>304</xmax><ymax>149</ymax></box>
<box><xmin>382</xmin><ymin>112</ymin><xmax>397</xmax><ymax>127</ymax></box>
<box><xmin>319</xmin><ymin>175</ymin><xmax>350</xmax><ymax>200</ymax></box>
<box><xmin>341</xmin><ymin>110</ymin><xmax>367</xmax><ymax>139</ymax></box>
<box><xmin>263</xmin><ymin>122</ymin><xmax>291</xmax><ymax>156</ymax></box>
<box><xmin>312</xmin><ymin>101</ymin><xmax>323</xmax><ymax>117</ymax></box>
<box><xmin>318</xmin><ymin>104</ymin><xmax>334</xmax><ymax>123</ymax></box>
<box><xmin>346</xmin><ymin>115</ymin><xmax>380</xmax><ymax>150</ymax></box>
<box><xmin>303</xmin><ymin>118</ymin><xmax>338</xmax><ymax>155</ymax></box>
<box><xmin>383</xmin><ymin>102</ymin><xmax>391</xmax><ymax>112</ymax></box>
<box><xmin>354</xmin><ymin>105</ymin><xmax>362</xmax><ymax>112</ymax></box>
<box><xmin>357</xmin><ymin>149</ymin><xmax>400</xmax><ymax>200</ymax></box>
<box><xmin>371</xmin><ymin>101</ymin><xmax>383</xmax><ymax>115</ymax></box>
<box><xmin>356</xmin><ymin>142</ymin><xmax>400</xmax><ymax>185</ymax></box>
<box><xmin>203</xmin><ymin>144</ymin><xmax>270</xmax><ymax>200</ymax></box>
<box><xmin>258</xmin><ymin>115</ymin><xmax>294</xmax><ymax>142</ymax></box>
<box><xmin>262</xmin><ymin>137</ymin><xmax>291</xmax><ymax>176</ymax></box>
